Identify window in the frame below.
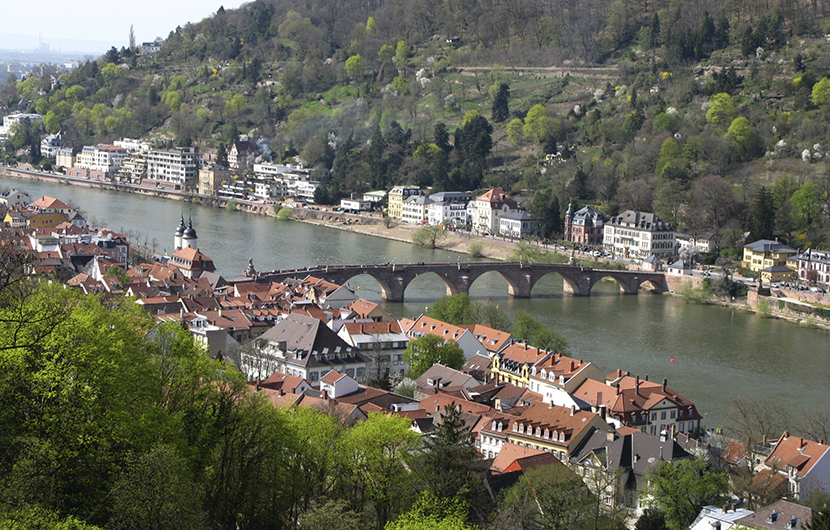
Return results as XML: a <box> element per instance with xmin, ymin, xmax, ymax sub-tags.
<box><xmin>345</xmin><ymin>368</ymin><xmax>355</xmax><ymax>377</ymax></box>
<box><xmin>670</xmin><ymin>410</ymin><xmax>676</xmax><ymax>419</ymax></box>
<box><xmin>651</xmin><ymin>412</ymin><xmax>657</xmax><ymax>421</ymax></box>
<box><xmin>661</xmin><ymin>411</ymin><xmax>666</xmax><ymax>420</ymax></box>
<box><xmin>688</xmin><ymin>421</ymin><xmax>694</xmax><ymax>431</ymax></box>
<box><xmin>310</xmin><ymin>371</ymin><xmax>319</xmax><ymax>382</ymax></box>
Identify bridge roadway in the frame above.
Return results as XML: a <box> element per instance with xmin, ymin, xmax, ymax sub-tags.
<box><xmin>245</xmin><ymin>261</ymin><xmax>669</xmax><ymax>302</ymax></box>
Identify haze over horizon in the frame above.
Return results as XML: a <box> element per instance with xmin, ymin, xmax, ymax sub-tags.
<box><xmin>3</xmin><ymin>0</ymin><xmax>248</xmax><ymax>55</ymax></box>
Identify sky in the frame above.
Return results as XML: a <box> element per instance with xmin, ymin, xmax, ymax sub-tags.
<box><xmin>1</xmin><ymin>0</ymin><xmax>248</xmax><ymax>54</ymax></box>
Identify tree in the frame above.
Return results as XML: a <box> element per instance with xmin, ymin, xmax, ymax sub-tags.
<box><xmin>533</xmin><ymin>189</ymin><xmax>562</xmax><ymax>241</ymax></box>
<box><xmin>706</xmin><ymin>93</ymin><xmax>735</xmax><ymax>125</ymax></box>
<box><xmin>811</xmin><ymin>77</ymin><xmax>830</xmax><ymax>107</ymax></box>
<box><xmin>128</xmin><ymin>25</ymin><xmax>136</xmax><ymax>52</ymax></box>
<box><xmin>790</xmin><ymin>183</ymin><xmax>822</xmax><ymax>229</ymax></box>
<box><xmin>636</xmin><ymin>509</ymin><xmax>668</xmax><ymax>530</ymax></box>
<box><xmin>491</xmin><ymin>83</ymin><xmax>510</xmax><ymax>122</ymax></box>
<box><xmin>338</xmin><ymin>413</ymin><xmax>420</xmax><ymax>530</ymax></box>
<box><xmin>412</xmin><ymin>225</ymin><xmax>446</xmax><ymax>248</ymax></box>
<box><xmin>507</xmin><ymin>118</ymin><xmax>524</xmax><ymax>145</ymax></box>
<box><xmin>299</xmin><ymin>500</ymin><xmax>363</xmax><ymax>530</ymax></box>
<box><xmin>749</xmin><ymin>187</ymin><xmax>775</xmax><ymax>241</ymax></box>
<box><xmin>418</xmin><ymin>403</ymin><xmax>482</xmax><ymax>501</ymax></box>
<box><xmin>727</xmin><ymin>117</ymin><xmax>759</xmax><ymax>159</ymax></box>
<box><xmin>805</xmin><ymin>508</ymin><xmax>830</xmax><ymax>530</ymax></box>
<box><xmin>495</xmin><ymin>463</ymin><xmax>595</xmax><ymax>530</ymax></box>
<box><xmin>512</xmin><ymin>310</ymin><xmax>568</xmax><ymax>352</ymax></box>
<box><xmin>523</xmin><ymin>104</ymin><xmax>558</xmax><ymax>144</ymax></box>
<box><xmin>642</xmin><ymin>459</ymin><xmax>729</xmax><ymax>530</ymax></box>
<box><xmin>403</xmin><ymin>334</ymin><xmax>465</xmax><ymax>379</ymax></box>
<box><xmin>428</xmin><ymin>293</ymin><xmax>475</xmax><ymax>325</ymax></box>
<box><xmin>216</xmin><ymin>143</ymin><xmax>228</xmax><ymax>168</ymax></box>
<box><xmin>105</xmin><ymin>46</ymin><xmax>121</xmax><ymax>64</ymax></box>
<box><xmin>395</xmin><ymin>40</ymin><xmax>408</xmax><ymax>75</ymax></box>
<box><xmin>345</xmin><ymin>55</ymin><xmax>365</xmax><ymax>83</ymax></box>
<box><xmin>385</xmin><ymin>490</ymin><xmax>479</xmax><ymax>530</ymax></box>
<box><xmin>108</xmin><ymin>444</ymin><xmax>204</xmax><ymax>530</ymax></box>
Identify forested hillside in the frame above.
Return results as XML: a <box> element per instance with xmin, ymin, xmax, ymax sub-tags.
<box><xmin>3</xmin><ymin>0</ymin><xmax>830</xmax><ymax>254</ymax></box>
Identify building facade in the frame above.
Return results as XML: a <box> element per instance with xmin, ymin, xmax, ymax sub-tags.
<box><xmin>789</xmin><ymin>249</ymin><xmax>830</xmax><ymax>287</ymax></box>
<box><xmin>742</xmin><ymin>239</ymin><xmax>798</xmax><ymax>273</ymax></box>
<box><xmin>470</xmin><ymin>187</ymin><xmax>519</xmax><ymax>235</ymax></box>
<box><xmin>565</xmin><ymin>204</ymin><xmax>609</xmax><ymax>245</ymax></box>
<box><xmin>603</xmin><ymin>210</ymin><xmax>676</xmax><ymax>260</ymax></box>
<box><xmin>146</xmin><ymin>147</ymin><xmax>201</xmax><ymax>189</ymax></box>
<box><xmin>388</xmin><ymin>187</ymin><xmax>423</xmax><ymax>220</ymax></box>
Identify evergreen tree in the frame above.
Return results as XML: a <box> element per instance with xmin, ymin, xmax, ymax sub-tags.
<box><xmin>418</xmin><ymin>404</ymin><xmax>482</xmax><ymax>502</ymax></box>
<box><xmin>491</xmin><ymin>82</ymin><xmax>510</xmax><ymax>122</ymax></box>
<box><xmin>216</xmin><ymin>143</ymin><xmax>228</xmax><ymax>167</ymax></box>
<box><xmin>750</xmin><ymin>186</ymin><xmax>775</xmax><ymax>241</ymax></box>
<box><xmin>650</xmin><ymin>13</ymin><xmax>661</xmax><ymax>48</ymax></box>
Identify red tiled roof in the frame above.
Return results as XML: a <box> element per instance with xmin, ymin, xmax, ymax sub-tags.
<box><xmin>766</xmin><ymin>432</ymin><xmax>830</xmax><ymax>477</ymax></box>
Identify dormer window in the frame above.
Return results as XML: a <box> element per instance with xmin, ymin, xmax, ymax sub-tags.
<box><xmin>767</xmin><ymin>512</ymin><xmax>779</xmax><ymax>524</ymax></box>
<box><xmin>786</xmin><ymin>518</ymin><xmax>799</xmax><ymax>529</ymax></box>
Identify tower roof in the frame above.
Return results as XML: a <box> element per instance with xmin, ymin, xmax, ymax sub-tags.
<box><xmin>183</xmin><ymin>216</ymin><xmax>197</xmax><ymax>239</ymax></box>
<box><xmin>174</xmin><ymin>214</ymin><xmax>185</xmax><ymax>237</ymax></box>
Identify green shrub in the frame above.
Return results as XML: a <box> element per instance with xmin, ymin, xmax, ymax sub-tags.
<box><xmin>469</xmin><ymin>242</ymin><xmax>484</xmax><ymax>258</ymax></box>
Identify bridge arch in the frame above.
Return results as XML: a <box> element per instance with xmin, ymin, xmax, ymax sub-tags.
<box><xmin>403</xmin><ymin>270</ymin><xmax>463</xmax><ymax>299</ymax></box>
<box><xmin>467</xmin><ymin>269</ymin><xmax>529</xmax><ymax>298</ymax></box>
<box><xmin>527</xmin><ymin>270</ymin><xmax>583</xmax><ymax>297</ymax></box>
<box><xmin>329</xmin><ymin>269</ymin><xmax>401</xmax><ymax>301</ymax></box>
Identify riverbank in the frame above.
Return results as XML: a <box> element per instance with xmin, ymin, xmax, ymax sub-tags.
<box><xmin>295</xmin><ymin>216</ymin><xmax>522</xmax><ymax>261</ymax></box>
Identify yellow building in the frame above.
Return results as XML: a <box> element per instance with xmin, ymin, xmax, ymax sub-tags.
<box><xmin>198</xmin><ymin>165</ymin><xmax>232</xmax><ymax>196</ymax></box>
<box><xmin>387</xmin><ymin>186</ymin><xmax>423</xmax><ymax>220</ymax></box>
<box><xmin>27</xmin><ymin>212</ymin><xmax>69</xmax><ymax>229</ymax></box>
<box><xmin>742</xmin><ymin>239</ymin><xmax>797</xmax><ymax>273</ymax></box>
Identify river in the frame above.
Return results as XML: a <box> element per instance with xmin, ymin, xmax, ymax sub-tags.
<box><xmin>4</xmin><ymin>173</ymin><xmax>829</xmax><ymax>431</ymax></box>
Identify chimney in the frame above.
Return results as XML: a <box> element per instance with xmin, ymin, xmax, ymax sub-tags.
<box><xmin>645</xmin><ymin>374</ymin><xmax>649</xmax><ymax>381</ymax></box>
<box><xmin>321</xmin><ymin>388</ymin><xmax>328</xmax><ymax>400</ymax></box>
<box><xmin>599</xmin><ymin>404</ymin><xmax>607</xmax><ymax>421</ymax></box>
<box><xmin>635</xmin><ymin>376</ymin><xmax>641</xmax><ymax>396</ymax></box>
<box><xmin>723</xmin><ymin>506</ymin><xmax>728</xmax><ymax>514</ymax></box>
<box><xmin>662</xmin><ymin>378</ymin><xmax>667</xmax><ymax>393</ymax></box>
<box><xmin>570</xmin><ymin>405</ymin><xmax>576</xmax><ymax>416</ymax></box>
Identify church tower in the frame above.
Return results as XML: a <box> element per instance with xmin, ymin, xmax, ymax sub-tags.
<box><xmin>174</xmin><ymin>214</ymin><xmax>185</xmax><ymax>251</ymax></box>
<box><xmin>182</xmin><ymin>215</ymin><xmax>198</xmax><ymax>250</ymax></box>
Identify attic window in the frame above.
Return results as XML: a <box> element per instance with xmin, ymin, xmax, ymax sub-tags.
<box><xmin>768</xmin><ymin>512</ymin><xmax>780</xmax><ymax>524</ymax></box>
<box><xmin>786</xmin><ymin>518</ymin><xmax>799</xmax><ymax>529</ymax></box>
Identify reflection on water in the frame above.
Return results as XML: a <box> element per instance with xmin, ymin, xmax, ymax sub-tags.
<box><xmin>4</xmin><ymin>174</ymin><xmax>830</xmax><ymax>431</ymax></box>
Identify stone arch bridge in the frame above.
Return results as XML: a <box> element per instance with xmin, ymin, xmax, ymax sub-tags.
<box><xmin>250</xmin><ymin>262</ymin><xmax>668</xmax><ymax>303</ymax></box>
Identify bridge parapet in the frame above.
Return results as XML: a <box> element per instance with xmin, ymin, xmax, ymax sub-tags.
<box><xmin>244</xmin><ymin>262</ymin><xmax>667</xmax><ymax>302</ymax></box>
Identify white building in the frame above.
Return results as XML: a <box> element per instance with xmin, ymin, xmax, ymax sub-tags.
<box><xmin>788</xmin><ymin>249</ymin><xmax>830</xmax><ymax>288</ymax></box>
<box><xmin>72</xmin><ymin>144</ymin><xmax>128</xmax><ymax>174</ymax></box>
<box><xmin>114</xmin><ymin>138</ymin><xmax>152</xmax><ymax>153</ymax></box>
<box><xmin>341</xmin><ymin>198</ymin><xmax>372</xmax><ymax>212</ymax></box>
<box><xmin>0</xmin><ymin>113</ymin><xmax>42</xmax><ymax>137</ymax></box>
<box><xmin>603</xmin><ymin>210</ymin><xmax>676</xmax><ymax>260</ymax></box>
<box><xmin>499</xmin><ymin>212</ymin><xmax>541</xmax><ymax>239</ymax></box>
<box><xmin>40</xmin><ymin>132</ymin><xmax>63</xmax><ymax>157</ymax></box>
<box><xmin>469</xmin><ymin>187</ymin><xmax>519</xmax><ymax>235</ymax></box>
<box><xmin>146</xmin><ymin>147</ymin><xmax>201</xmax><ymax>189</ymax></box>
<box><xmin>427</xmin><ymin>191</ymin><xmax>471</xmax><ymax>226</ymax></box>
<box><xmin>0</xmin><ymin>189</ymin><xmax>31</xmax><ymax>207</ymax></box>
<box><xmin>401</xmin><ymin>195</ymin><xmax>432</xmax><ymax>224</ymax></box>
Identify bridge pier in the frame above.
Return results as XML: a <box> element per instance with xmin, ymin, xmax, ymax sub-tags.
<box><xmin>560</xmin><ymin>271</ymin><xmax>592</xmax><ymax>296</ymax></box>
<box><xmin>615</xmin><ymin>275</ymin><xmax>641</xmax><ymax>294</ymax></box>
<box><xmin>381</xmin><ymin>276</ymin><xmax>406</xmax><ymax>302</ymax></box>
